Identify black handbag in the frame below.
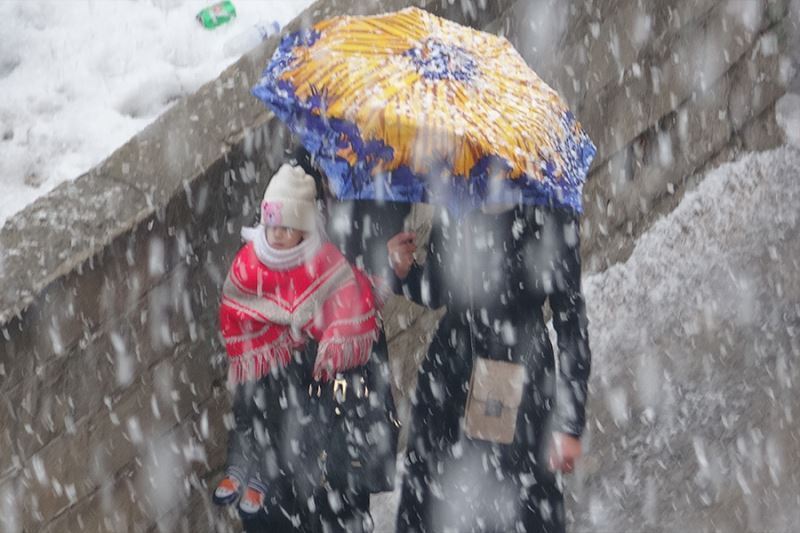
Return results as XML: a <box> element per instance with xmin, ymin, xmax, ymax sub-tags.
<box><xmin>303</xmin><ymin>333</ymin><xmax>400</xmax><ymax>494</ymax></box>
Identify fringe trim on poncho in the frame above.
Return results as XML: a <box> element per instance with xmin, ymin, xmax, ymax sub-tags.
<box><xmin>220</xmin><ymin>241</ymin><xmax>379</xmax><ymax>385</ymax></box>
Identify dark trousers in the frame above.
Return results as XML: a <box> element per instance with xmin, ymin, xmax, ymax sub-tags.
<box><xmin>395</xmin><ymin>319</ymin><xmax>566</xmax><ymax>533</ymax></box>
<box><xmin>242</xmin><ymin>484</ymin><xmax>371</xmax><ymax>533</ymax></box>
<box><xmin>227</xmin><ymin>368</ymin><xmax>374</xmax><ymax>533</ymax></box>
<box><xmin>226</xmin><ymin>380</ymin><xmax>267</xmax><ymax>485</ymax></box>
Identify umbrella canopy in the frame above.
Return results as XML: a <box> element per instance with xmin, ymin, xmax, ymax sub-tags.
<box><xmin>252</xmin><ymin>7</ymin><xmax>596</xmax><ymax>214</ymax></box>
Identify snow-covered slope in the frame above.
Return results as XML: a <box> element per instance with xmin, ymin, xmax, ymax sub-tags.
<box><xmin>0</xmin><ymin>0</ymin><xmax>313</xmax><ymax>227</ymax></box>
<box><xmin>573</xmin><ymin>144</ymin><xmax>800</xmax><ymax>532</ymax></box>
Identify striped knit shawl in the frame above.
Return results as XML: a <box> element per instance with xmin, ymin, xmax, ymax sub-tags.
<box><xmin>220</xmin><ymin>241</ymin><xmax>378</xmax><ymax>384</ymax></box>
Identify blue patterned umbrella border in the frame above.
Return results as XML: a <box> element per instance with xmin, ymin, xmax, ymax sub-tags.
<box><xmin>252</xmin><ymin>29</ymin><xmax>597</xmax><ymax>215</ymax></box>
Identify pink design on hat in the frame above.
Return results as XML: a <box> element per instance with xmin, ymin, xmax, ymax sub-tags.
<box><xmin>261</xmin><ymin>201</ymin><xmax>283</xmax><ymax>226</ymax></box>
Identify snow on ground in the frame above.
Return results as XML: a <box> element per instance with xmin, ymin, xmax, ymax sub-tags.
<box><xmin>585</xmin><ymin>143</ymin><xmax>800</xmax><ymax>385</ymax></box>
<box><xmin>575</xmin><ymin>144</ymin><xmax>800</xmax><ymax>531</ymax></box>
<box><xmin>0</xmin><ymin>0</ymin><xmax>314</xmax><ymax>228</ymax></box>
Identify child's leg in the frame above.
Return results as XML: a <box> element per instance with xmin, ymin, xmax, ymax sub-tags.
<box><xmin>230</xmin><ymin>381</ymin><xmax>262</xmax><ymax>473</ymax></box>
<box><xmin>315</xmin><ymin>486</ymin><xmax>373</xmax><ymax>533</ymax></box>
<box><xmin>239</xmin><ymin>375</ymin><xmax>310</xmax><ymax>527</ymax></box>
<box><xmin>238</xmin><ymin>378</ymin><xmax>273</xmax><ymax>519</ymax></box>
<box><xmin>214</xmin><ymin>382</ymin><xmax>258</xmax><ymax>505</ymax></box>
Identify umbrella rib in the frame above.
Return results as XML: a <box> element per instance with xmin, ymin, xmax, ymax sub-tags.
<box><xmin>471</xmin><ymin>77</ymin><xmax>556</xmax><ymax>175</ymax></box>
<box><xmin>442</xmin><ymin>82</ymin><xmax>470</xmax><ymax>175</ymax></box>
<box><xmin>336</xmin><ymin>61</ymin><xmax>384</xmax><ymax>100</ymax></box>
<box><xmin>331</xmin><ymin>61</ymin><xmax>403</xmax><ymax>116</ymax></box>
<box><xmin>450</xmin><ymin>85</ymin><xmax>494</xmax><ymax>171</ymax></box>
<box><xmin>434</xmin><ymin>82</ymin><xmax>456</xmax><ymax>167</ymax></box>
<box><xmin>292</xmin><ymin>60</ymin><xmax>355</xmax><ymax>103</ymax></box>
<box><xmin>361</xmin><ymin>17</ymin><xmax>425</xmax><ymax>44</ymax></box>
<box><xmin>356</xmin><ymin>70</ymin><xmax>421</xmax><ymax>139</ymax></box>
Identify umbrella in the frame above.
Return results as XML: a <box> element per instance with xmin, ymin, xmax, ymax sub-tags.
<box><xmin>252</xmin><ymin>7</ymin><xmax>596</xmax><ymax>214</ymax></box>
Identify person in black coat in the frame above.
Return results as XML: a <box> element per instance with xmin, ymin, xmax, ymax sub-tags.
<box><xmin>291</xmin><ymin>147</ymin><xmax>417</xmax><ymax>300</ymax></box>
<box><xmin>392</xmin><ymin>204</ymin><xmax>591</xmax><ymax>533</ymax></box>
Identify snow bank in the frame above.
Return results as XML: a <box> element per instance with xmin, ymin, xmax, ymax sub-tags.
<box><xmin>585</xmin><ymin>145</ymin><xmax>800</xmax><ymax>381</ymax></box>
<box><xmin>0</xmin><ymin>0</ymin><xmax>313</xmax><ymax>228</ymax></box>
<box><xmin>579</xmin><ymin>144</ymin><xmax>800</xmax><ymax>531</ymax></box>
<box><xmin>776</xmin><ymin>93</ymin><xmax>800</xmax><ymax>147</ymax></box>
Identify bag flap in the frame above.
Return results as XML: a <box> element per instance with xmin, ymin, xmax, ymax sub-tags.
<box><xmin>469</xmin><ymin>357</ymin><xmax>526</xmax><ymax>408</ymax></box>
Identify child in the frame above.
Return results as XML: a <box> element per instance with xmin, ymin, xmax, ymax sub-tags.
<box><xmin>212</xmin><ymin>163</ymin><xmax>379</xmax><ymax>520</ymax></box>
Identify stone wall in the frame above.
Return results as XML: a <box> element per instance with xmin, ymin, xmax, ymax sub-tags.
<box><xmin>486</xmin><ymin>0</ymin><xmax>795</xmax><ymax>271</ymax></box>
<box><xmin>0</xmin><ymin>97</ymin><xmax>286</xmax><ymax>533</ymax></box>
<box><xmin>0</xmin><ymin>0</ymin><xmax>796</xmax><ymax>532</ymax></box>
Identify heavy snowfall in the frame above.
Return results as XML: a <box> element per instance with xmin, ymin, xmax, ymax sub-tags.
<box><xmin>1</xmin><ymin>1</ymin><xmax>799</xmax><ymax>532</ymax></box>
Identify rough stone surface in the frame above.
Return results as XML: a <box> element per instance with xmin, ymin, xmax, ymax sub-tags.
<box><xmin>587</xmin><ymin>0</ymin><xmax>771</xmax><ymax>168</ymax></box>
<box><xmin>580</xmin><ymin>101</ymin><xmax>785</xmax><ymax>275</ymax></box>
<box><xmin>0</xmin><ymin>174</ymin><xmax>149</xmax><ymax>324</ymax></box>
<box><xmin>0</xmin><ymin>396</ymin><xmax>20</xmax><ymax>479</ymax></box>
<box><xmin>740</xmin><ymin>102</ymin><xmax>785</xmax><ymax>151</ymax></box>
<box><xmin>578</xmin><ymin>6</ymin><xmax>795</xmax><ymax>273</ymax></box>
<box><xmin>570</xmin><ymin>147</ymin><xmax>800</xmax><ymax>532</ymax></box>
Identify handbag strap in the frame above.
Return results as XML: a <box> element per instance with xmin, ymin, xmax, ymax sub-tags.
<box><xmin>464</xmin><ymin>220</ymin><xmax>477</xmax><ymax>363</ymax></box>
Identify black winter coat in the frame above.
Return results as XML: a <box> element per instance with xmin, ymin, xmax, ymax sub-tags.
<box><xmin>231</xmin><ymin>349</ymin><xmax>376</xmax><ymax>533</ymax></box>
<box><xmin>396</xmin><ymin>205</ymin><xmax>591</xmax><ymax>533</ymax></box>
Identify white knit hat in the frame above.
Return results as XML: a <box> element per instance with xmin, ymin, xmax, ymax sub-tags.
<box><xmin>261</xmin><ymin>163</ymin><xmax>317</xmax><ymax>232</ymax></box>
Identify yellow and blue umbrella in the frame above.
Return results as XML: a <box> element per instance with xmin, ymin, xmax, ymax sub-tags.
<box><xmin>252</xmin><ymin>7</ymin><xmax>596</xmax><ymax>214</ymax></box>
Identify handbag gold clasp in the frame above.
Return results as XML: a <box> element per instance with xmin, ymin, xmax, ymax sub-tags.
<box><xmin>333</xmin><ymin>376</ymin><xmax>348</xmax><ymax>402</ymax></box>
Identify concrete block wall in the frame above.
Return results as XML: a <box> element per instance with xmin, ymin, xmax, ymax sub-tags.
<box><xmin>0</xmin><ymin>0</ymin><xmax>796</xmax><ymax>531</ymax></box>
<box><xmin>0</xmin><ymin>128</ymin><xmax>285</xmax><ymax>531</ymax></box>
<box><xmin>487</xmin><ymin>0</ymin><xmax>796</xmax><ymax>271</ymax></box>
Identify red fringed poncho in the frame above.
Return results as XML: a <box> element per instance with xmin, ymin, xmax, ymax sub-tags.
<box><xmin>219</xmin><ymin>242</ymin><xmax>379</xmax><ymax>384</ymax></box>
